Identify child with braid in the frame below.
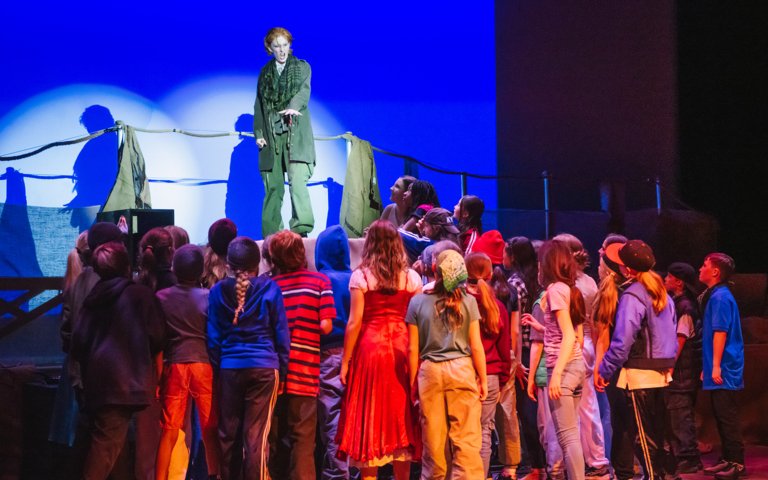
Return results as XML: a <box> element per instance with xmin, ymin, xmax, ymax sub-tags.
<box><xmin>207</xmin><ymin>236</ymin><xmax>290</xmax><ymax>480</ymax></box>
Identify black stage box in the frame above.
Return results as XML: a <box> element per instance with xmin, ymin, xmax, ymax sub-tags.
<box><xmin>96</xmin><ymin>209</ymin><xmax>174</xmax><ymax>268</ymax></box>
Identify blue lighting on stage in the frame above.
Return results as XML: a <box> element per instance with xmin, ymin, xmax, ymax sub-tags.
<box><xmin>0</xmin><ymin>1</ymin><xmax>496</xmax><ymax>248</ymax></box>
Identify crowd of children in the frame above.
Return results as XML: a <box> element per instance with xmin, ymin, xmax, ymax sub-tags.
<box><xmin>56</xmin><ymin>176</ymin><xmax>747</xmax><ymax>480</ymax></box>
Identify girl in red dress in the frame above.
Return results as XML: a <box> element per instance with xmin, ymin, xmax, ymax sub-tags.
<box><xmin>336</xmin><ymin>220</ymin><xmax>421</xmax><ymax>480</ymax></box>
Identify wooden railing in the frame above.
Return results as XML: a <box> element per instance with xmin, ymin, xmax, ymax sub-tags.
<box><xmin>0</xmin><ymin>277</ymin><xmax>63</xmax><ymax>339</ymax></box>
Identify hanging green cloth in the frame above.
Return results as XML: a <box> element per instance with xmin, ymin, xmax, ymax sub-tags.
<box><xmin>102</xmin><ymin>121</ymin><xmax>152</xmax><ymax>211</ymax></box>
<box><xmin>339</xmin><ymin>133</ymin><xmax>382</xmax><ymax>238</ymax></box>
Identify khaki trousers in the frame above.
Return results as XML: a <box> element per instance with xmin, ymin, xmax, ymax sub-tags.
<box><xmin>417</xmin><ymin>356</ymin><xmax>484</xmax><ymax>480</ymax></box>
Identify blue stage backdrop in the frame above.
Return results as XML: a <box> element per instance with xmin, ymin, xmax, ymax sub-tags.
<box><xmin>0</xmin><ymin>1</ymin><xmax>497</xmax><ymax>264</ymax></box>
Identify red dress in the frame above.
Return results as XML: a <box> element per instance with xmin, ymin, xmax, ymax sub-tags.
<box><xmin>336</xmin><ymin>282</ymin><xmax>420</xmax><ymax>466</ymax></box>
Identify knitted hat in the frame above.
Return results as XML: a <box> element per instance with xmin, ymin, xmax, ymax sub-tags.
<box><xmin>618</xmin><ymin>240</ymin><xmax>656</xmax><ymax>273</ymax></box>
<box><xmin>172</xmin><ymin>244</ymin><xmax>204</xmax><ymax>283</ymax></box>
<box><xmin>471</xmin><ymin>230</ymin><xmax>505</xmax><ymax>265</ymax></box>
<box><xmin>227</xmin><ymin>236</ymin><xmax>260</xmax><ymax>272</ymax></box>
<box><xmin>423</xmin><ymin>208</ymin><xmax>460</xmax><ymax>234</ymax></box>
<box><xmin>208</xmin><ymin>218</ymin><xmax>238</xmax><ymax>257</ymax></box>
<box><xmin>437</xmin><ymin>249</ymin><xmax>468</xmax><ymax>292</ymax></box>
<box><xmin>87</xmin><ymin>222</ymin><xmax>123</xmax><ymax>251</ymax></box>
<box><xmin>667</xmin><ymin>262</ymin><xmax>702</xmax><ymax>296</ymax></box>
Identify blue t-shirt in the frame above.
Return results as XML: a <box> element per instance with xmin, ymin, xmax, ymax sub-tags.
<box><xmin>702</xmin><ymin>286</ymin><xmax>744</xmax><ymax>390</ymax></box>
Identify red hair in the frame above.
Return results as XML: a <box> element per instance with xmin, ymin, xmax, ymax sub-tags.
<box><xmin>268</xmin><ymin>230</ymin><xmax>306</xmax><ymax>274</ymax></box>
<box><xmin>361</xmin><ymin>220</ymin><xmax>408</xmax><ymax>292</ymax></box>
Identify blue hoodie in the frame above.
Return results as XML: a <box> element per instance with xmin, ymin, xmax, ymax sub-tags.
<box><xmin>314</xmin><ymin>225</ymin><xmax>352</xmax><ymax>350</ymax></box>
<box><xmin>207</xmin><ymin>275</ymin><xmax>290</xmax><ymax>379</ymax></box>
<box><xmin>599</xmin><ymin>281</ymin><xmax>678</xmax><ymax>381</ymax></box>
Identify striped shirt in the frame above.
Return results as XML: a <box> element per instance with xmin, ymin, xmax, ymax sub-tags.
<box><xmin>272</xmin><ymin>270</ymin><xmax>336</xmax><ymax>396</ymax></box>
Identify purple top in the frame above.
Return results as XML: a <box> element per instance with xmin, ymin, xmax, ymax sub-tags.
<box><xmin>543</xmin><ymin>282</ymin><xmax>583</xmax><ymax>369</ymax></box>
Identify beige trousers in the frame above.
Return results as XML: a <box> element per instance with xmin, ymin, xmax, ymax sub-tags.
<box><xmin>417</xmin><ymin>356</ymin><xmax>484</xmax><ymax>480</ymax></box>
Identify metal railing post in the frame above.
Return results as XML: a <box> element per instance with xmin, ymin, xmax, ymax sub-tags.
<box><xmin>542</xmin><ymin>170</ymin><xmax>551</xmax><ymax>239</ymax></box>
<box><xmin>655</xmin><ymin>176</ymin><xmax>662</xmax><ymax>215</ymax></box>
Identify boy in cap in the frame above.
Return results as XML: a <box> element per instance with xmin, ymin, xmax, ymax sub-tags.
<box><xmin>698</xmin><ymin>253</ymin><xmax>745</xmax><ymax>479</ymax></box>
<box><xmin>664</xmin><ymin>262</ymin><xmax>703</xmax><ymax>473</ymax></box>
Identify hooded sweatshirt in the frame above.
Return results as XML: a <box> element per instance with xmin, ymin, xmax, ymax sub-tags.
<box><xmin>71</xmin><ymin>277</ymin><xmax>166</xmax><ymax>412</ymax></box>
<box><xmin>314</xmin><ymin>225</ymin><xmax>352</xmax><ymax>350</ymax></box>
<box><xmin>207</xmin><ymin>275</ymin><xmax>290</xmax><ymax>379</ymax></box>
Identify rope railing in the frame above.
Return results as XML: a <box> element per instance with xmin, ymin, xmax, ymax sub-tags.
<box><xmin>0</xmin><ymin>121</ymin><xmax>692</xmax><ymax>225</ymax></box>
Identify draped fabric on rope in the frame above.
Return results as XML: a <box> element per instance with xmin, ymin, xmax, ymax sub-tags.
<box><xmin>102</xmin><ymin>121</ymin><xmax>151</xmax><ymax>211</ymax></box>
<box><xmin>339</xmin><ymin>133</ymin><xmax>382</xmax><ymax>238</ymax></box>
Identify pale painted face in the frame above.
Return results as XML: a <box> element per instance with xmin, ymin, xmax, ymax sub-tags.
<box><xmin>270</xmin><ymin>35</ymin><xmax>291</xmax><ymax>64</ymax></box>
<box><xmin>698</xmin><ymin>259</ymin><xmax>718</xmax><ymax>287</ymax></box>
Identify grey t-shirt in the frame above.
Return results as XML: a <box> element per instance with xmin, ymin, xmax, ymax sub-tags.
<box><xmin>543</xmin><ymin>282</ymin><xmax>583</xmax><ymax>369</ymax></box>
<box><xmin>156</xmin><ymin>284</ymin><xmax>210</xmax><ymax>364</ymax></box>
<box><xmin>406</xmin><ymin>291</ymin><xmax>480</xmax><ymax>362</ymax></box>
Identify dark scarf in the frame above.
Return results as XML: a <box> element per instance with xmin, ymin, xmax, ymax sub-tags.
<box><xmin>258</xmin><ymin>55</ymin><xmax>305</xmax><ymax>112</ymax></box>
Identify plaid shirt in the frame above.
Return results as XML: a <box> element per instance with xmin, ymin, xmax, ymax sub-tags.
<box><xmin>508</xmin><ymin>273</ymin><xmax>531</xmax><ymax>350</ymax></box>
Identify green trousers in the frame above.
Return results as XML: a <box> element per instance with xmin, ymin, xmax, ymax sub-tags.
<box><xmin>261</xmin><ymin>151</ymin><xmax>314</xmax><ymax>237</ymax></box>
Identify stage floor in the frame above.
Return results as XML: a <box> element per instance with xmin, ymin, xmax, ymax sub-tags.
<box><xmin>678</xmin><ymin>445</ymin><xmax>767</xmax><ymax>480</ymax></box>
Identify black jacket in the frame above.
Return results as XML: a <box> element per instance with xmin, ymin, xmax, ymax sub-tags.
<box><xmin>670</xmin><ymin>293</ymin><xmax>702</xmax><ymax>392</ymax></box>
<box><xmin>71</xmin><ymin>277</ymin><xmax>165</xmax><ymax>412</ymax></box>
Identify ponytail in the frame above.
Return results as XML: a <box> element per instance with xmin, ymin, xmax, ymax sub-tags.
<box><xmin>593</xmin><ymin>272</ymin><xmax>620</xmax><ymax>328</ymax></box>
<box><xmin>635</xmin><ymin>270</ymin><xmax>668</xmax><ymax>314</ymax></box>
<box><xmin>434</xmin><ymin>280</ymin><xmax>465</xmax><ymax>332</ymax></box>
<box><xmin>232</xmin><ymin>270</ymin><xmax>251</xmax><ymax>325</ymax></box>
<box><xmin>476</xmin><ymin>279</ymin><xmax>500</xmax><ymax>334</ymax></box>
<box><xmin>569</xmin><ymin>285</ymin><xmax>586</xmax><ymax>327</ymax></box>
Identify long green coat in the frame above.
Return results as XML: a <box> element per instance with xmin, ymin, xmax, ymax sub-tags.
<box><xmin>253</xmin><ymin>56</ymin><xmax>316</xmax><ymax>170</ymax></box>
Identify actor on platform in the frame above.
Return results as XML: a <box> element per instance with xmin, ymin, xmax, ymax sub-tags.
<box><xmin>254</xmin><ymin>27</ymin><xmax>316</xmax><ymax>238</ymax></box>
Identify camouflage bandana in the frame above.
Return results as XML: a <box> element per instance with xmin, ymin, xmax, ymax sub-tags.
<box><xmin>437</xmin><ymin>249</ymin><xmax>468</xmax><ymax>292</ymax></box>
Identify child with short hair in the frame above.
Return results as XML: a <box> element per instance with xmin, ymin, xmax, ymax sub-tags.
<box><xmin>407</xmin><ymin>248</ymin><xmax>487</xmax><ymax>479</ymax></box>
<box><xmin>155</xmin><ymin>244</ymin><xmax>221</xmax><ymax>480</ymax></box>
<box><xmin>698</xmin><ymin>253</ymin><xmax>746</xmax><ymax>479</ymax></box>
<box><xmin>265</xmin><ymin>230</ymin><xmax>335</xmax><ymax>480</ymax></box>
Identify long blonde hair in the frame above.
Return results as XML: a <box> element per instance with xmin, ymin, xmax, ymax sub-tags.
<box><xmin>360</xmin><ymin>220</ymin><xmax>408</xmax><ymax>293</ymax></box>
<box><xmin>634</xmin><ymin>270</ymin><xmax>668</xmax><ymax>314</ymax></box>
<box><xmin>465</xmin><ymin>252</ymin><xmax>500</xmax><ymax>334</ymax></box>
<box><xmin>63</xmin><ymin>232</ymin><xmax>88</xmax><ymax>291</ymax></box>
<box><xmin>203</xmin><ymin>246</ymin><xmax>228</xmax><ymax>289</ymax></box>
<box><xmin>593</xmin><ymin>271</ymin><xmax>621</xmax><ymax>329</ymax></box>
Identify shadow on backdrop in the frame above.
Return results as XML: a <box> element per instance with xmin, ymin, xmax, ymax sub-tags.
<box><xmin>0</xmin><ymin>167</ymin><xmax>43</xmax><ymax>311</ymax></box>
<box><xmin>64</xmin><ymin>105</ymin><xmax>118</xmax><ymax>232</ymax></box>
<box><xmin>225</xmin><ymin>113</ymin><xmax>264</xmax><ymax>239</ymax></box>
<box><xmin>324</xmin><ymin>177</ymin><xmax>343</xmax><ymax>229</ymax></box>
